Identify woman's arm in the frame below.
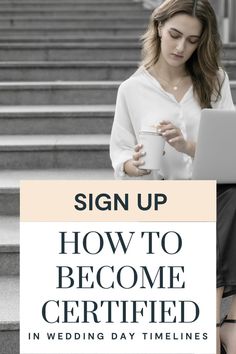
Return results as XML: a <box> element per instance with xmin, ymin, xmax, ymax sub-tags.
<box><xmin>110</xmin><ymin>85</ymin><xmax>152</xmax><ymax>178</ymax></box>
<box><xmin>110</xmin><ymin>85</ymin><xmax>136</xmax><ymax>178</ymax></box>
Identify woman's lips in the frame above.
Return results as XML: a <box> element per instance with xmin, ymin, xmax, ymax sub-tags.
<box><xmin>172</xmin><ymin>53</ymin><xmax>184</xmax><ymax>59</ymax></box>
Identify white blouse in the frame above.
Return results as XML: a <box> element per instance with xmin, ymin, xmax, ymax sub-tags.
<box><xmin>110</xmin><ymin>66</ymin><xmax>235</xmax><ymax>180</ymax></box>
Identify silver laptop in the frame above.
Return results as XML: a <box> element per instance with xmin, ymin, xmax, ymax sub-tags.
<box><xmin>192</xmin><ymin>109</ymin><xmax>236</xmax><ymax>183</ymax></box>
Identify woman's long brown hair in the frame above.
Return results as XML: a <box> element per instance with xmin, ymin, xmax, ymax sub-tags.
<box><xmin>141</xmin><ymin>0</ymin><xmax>223</xmax><ymax>108</ymax></box>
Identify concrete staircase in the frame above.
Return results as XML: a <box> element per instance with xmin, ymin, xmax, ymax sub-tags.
<box><xmin>0</xmin><ymin>1</ymin><xmax>235</xmax><ymax>353</ymax></box>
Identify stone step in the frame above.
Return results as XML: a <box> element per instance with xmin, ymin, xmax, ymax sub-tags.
<box><xmin>1</xmin><ymin>43</ymin><xmax>236</xmax><ymax>62</ymax></box>
<box><xmin>0</xmin><ymin>27</ymin><xmax>146</xmax><ymax>40</ymax></box>
<box><xmin>0</xmin><ymin>43</ymin><xmax>141</xmax><ymax>61</ymax></box>
<box><xmin>0</xmin><ymin>105</ymin><xmax>114</xmax><ymax>134</ymax></box>
<box><xmin>0</xmin><ymin>0</ymin><xmax>140</xmax><ymax>3</ymax></box>
<box><xmin>222</xmin><ymin>43</ymin><xmax>236</xmax><ymax>59</ymax></box>
<box><xmin>0</xmin><ymin>35</ymin><xmax>141</xmax><ymax>43</ymax></box>
<box><xmin>0</xmin><ymin>61</ymin><xmax>137</xmax><ymax>81</ymax></box>
<box><xmin>0</xmin><ymin>2</ymin><xmax>144</xmax><ymax>10</ymax></box>
<box><xmin>0</xmin><ymin>11</ymin><xmax>149</xmax><ymax>20</ymax></box>
<box><xmin>0</xmin><ymin>22</ymin><xmax>147</xmax><ymax>30</ymax></box>
<box><xmin>0</xmin><ymin>187</ymin><xmax>19</xmax><ymax>217</ymax></box>
<box><xmin>0</xmin><ymin>81</ymin><xmax>119</xmax><ymax>105</ymax></box>
<box><xmin>225</xmin><ymin>61</ymin><xmax>236</xmax><ymax>79</ymax></box>
<box><xmin>0</xmin><ymin>134</ymin><xmax>110</xmax><ymax>170</ymax></box>
<box><xmin>0</xmin><ymin>81</ymin><xmax>235</xmax><ymax>105</ymax></box>
<box><xmin>0</xmin><ymin>17</ymin><xmax>148</xmax><ymax>29</ymax></box>
<box><xmin>0</xmin><ymin>276</ymin><xmax>19</xmax><ymax>354</ymax></box>
<box><xmin>0</xmin><ymin>168</ymin><xmax>113</xmax><ymax>215</ymax></box>
<box><xmin>1</xmin><ymin>61</ymin><xmax>236</xmax><ymax>81</ymax></box>
<box><xmin>0</xmin><ymin>217</ymin><xmax>19</xmax><ymax>276</ymax></box>
<box><xmin>0</xmin><ymin>9</ymin><xmax>149</xmax><ymax>16</ymax></box>
<box><xmin>0</xmin><ymin>0</ymin><xmax>139</xmax><ymax>3</ymax></box>
<box><xmin>0</xmin><ymin>6</ymin><xmax>144</xmax><ymax>14</ymax></box>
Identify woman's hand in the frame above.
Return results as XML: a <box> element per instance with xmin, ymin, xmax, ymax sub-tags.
<box><xmin>157</xmin><ymin>120</ymin><xmax>196</xmax><ymax>158</ymax></box>
<box><xmin>124</xmin><ymin>144</ymin><xmax>151</xmax><ymax>177</ymax></box>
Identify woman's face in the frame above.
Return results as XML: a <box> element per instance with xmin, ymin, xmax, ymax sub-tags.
<box><xmin>158</xmin><ymin>13</ymin><xmax>202</xmax><ymax>68</ymax></box>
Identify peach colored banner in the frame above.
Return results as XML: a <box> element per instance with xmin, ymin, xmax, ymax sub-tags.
<box><xmin>20</xmin><ymin>180</ymin><xmax>216</xmax><ymax>222</ymax></box>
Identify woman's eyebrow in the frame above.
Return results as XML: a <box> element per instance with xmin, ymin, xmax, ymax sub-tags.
<box><xmin>169</xmin><ymin>27</ymin><xmax>200</xmax><ymax>38</ymax></box>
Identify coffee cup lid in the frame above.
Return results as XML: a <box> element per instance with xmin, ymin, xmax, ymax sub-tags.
<box><xmin>139</xmin><ymin>130</ymin><xmax>161</xmax><ymax>136</ymax></box>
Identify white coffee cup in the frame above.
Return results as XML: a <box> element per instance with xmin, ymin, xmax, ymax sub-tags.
<box><xmin>139</xmin><ymin>130</ymin><xmax>165</xmax><ymax>170</ymax></box>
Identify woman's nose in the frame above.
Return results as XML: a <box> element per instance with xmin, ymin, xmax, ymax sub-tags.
<box><xmin>176</xmin><ymin>39</ymin><xmax>185</xmax><ymax>53</ymax></box>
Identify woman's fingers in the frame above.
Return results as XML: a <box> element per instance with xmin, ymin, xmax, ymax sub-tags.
<box><xmin>131</xmin><ymin>144</ymin><xmax>150</xmax><ymax>176</ymax></box>
<box><xmin>134</xmin><ymin>143</ymin><xmax>143</xmax><ymax>152</ymax></box>
<box><xmin>133</xmin><ymin>159</ymin><xmax>150</xmax><ymax>176</ymax></box>
<box><xmin>133</xmin><ymin>159</ymin><xmax>145</xmax><ymax>168</ymax></box>
<box><xmin>133</xmin><ymin>151</ymin><xmax>145</xmax><ymax>161</ymax></box>
<box><xmin>161</xmin><ymin>128</ymin><xmax>178</xmax><ymax>138</ymax></box>
<box><xmin>124</xmin><ymin>159</ymin><xmax>149</xmax><ymax>177</ymax></box>
<box><xmin>158</xmin><ymin>123</ymin><xmax>182</xmax><ymax>142</ymax></box>
<box><xmin>159</xmin><ymin>120</ymin><xmax>171</xmax><ymax>125</ymax></box>
<box><xmin>168</xmin><ymin>136</ymin><xmax>183</xmax><ymax>144</ymax></box>
<box><xmin>133</xmin><ymin>144</ymin><xmax>143</xmax><ymax>159</ymax></box>
<box><xmin>135</xmin><ymin>167</ymin><xmax>151</xmax><ymax>176</ymax></box>
<box><xmin>133</xmin><ymin>144</ymin><xmax>145</xmax><ymax>161</ymax></box>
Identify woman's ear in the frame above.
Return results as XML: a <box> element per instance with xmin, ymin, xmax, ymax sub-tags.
<box><xmin>158</xmin><ymin>24</ymin><xmax>162</xmax><ymax>38</ymax></box>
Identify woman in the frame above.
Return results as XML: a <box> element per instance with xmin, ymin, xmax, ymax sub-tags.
<box><xmin>109</xmin><ymin>0</ymin><xmax>236</xmax><ymax>353</ymax></box>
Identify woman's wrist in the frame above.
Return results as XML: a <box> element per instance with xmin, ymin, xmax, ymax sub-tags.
<box><xmin>184</xmin><ymin>141</ymin><xmax>196</xmax><ymax>158</ymax></box>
